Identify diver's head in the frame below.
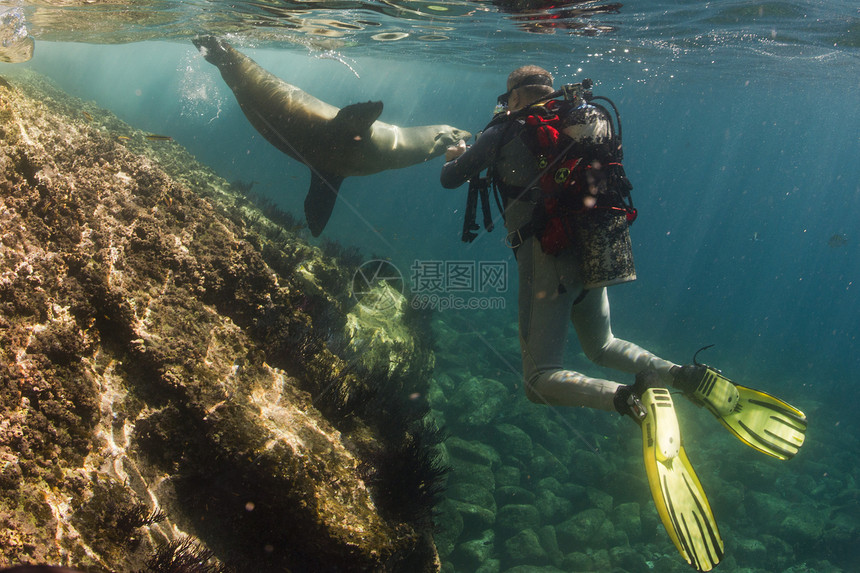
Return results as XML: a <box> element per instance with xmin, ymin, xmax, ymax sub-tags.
<box><xmin>498</xmin><ymin>66</ymin><xmax>554</xmax><ymax>112</ymax></box>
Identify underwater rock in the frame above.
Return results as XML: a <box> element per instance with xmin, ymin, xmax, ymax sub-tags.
<box><xmin>494</xmin><ymin>465</ymin><xmax>521</xmax><ymax>488</ymax></box>
<box><xmin>427</xmin><ymin>382</ymin><xmax>448</xmax><ymax>410</ymax></box>
<box><xmin>536</xmin><ymin>476</ymin><xmax>563</xmax><ymax>496</ymax></box>
<box><xmin>534</xmin><ymin>482</ymin><xmax>573</xmax><ymax>523</ymax></box>
<box><xmin>434</xmin><ymin>346</ymin><xmax>473</xmax><ymax>370</ymax></box>
<box><xmin>723</xmin><ymin>457</ymin><xmax>781</xmax><ymax>490</ymax></box>
<box><xmin>446</xmin><ymin>436</ymin><xmax>501</xmax><ymax>469</ymax></box>
<box><xmin>648</xmin><ymin>553</ymin><xmax>693</xmax><ymax>572</ymax></box>
<box><xmin>558</xmin><ymin>551</ymin><xmax>592</xmax><ymax>571</ymax></box>
<box><xmin>759</xmin><ymin>534</ymin><xmax>794</xmax><ymax>570</ymax></box>
<box><xmin>560</xmin><ymin>481</ymin><xmax>589</xmax><ymax>510</ymax></box>
<box><xmin>556</xmin><ymin>508</ymin><xmax>609</xmax><ymax>548</ymax></box>
<box><xmin>747</xmin><ymin>490</ymin><xmax>790</xmax><ymax>524</ymax></box>
<box><xmin>494</xmin><ymin>485</ymin><xmax>535</xmax><ymax>507</ymax></box>
<box><xmin>433</xmin><ymin>371</ymin><xmax>456</xmax><ymax>394</ymax></box>
<box><xmin>568</xmin><ymin>447</ymin><xmax>613</xmax><ymax>486</ymax></box>
<box><xmin>600</xmin><ymin>468</ymin><xmax>647</xmax><ymax>508</ymax></box>
<box><xmin>711</xmin><ymin>479</ymin><xmax>746</xmax><ymax>520</ymax></box>
<box><xmin>734</xmin><ymin>537</ymin><xmax>767</xmax><ymax>568</ymax></box>
<box><xmin>448</xmin><ymin>376</ymin><xmax>509</xmax><ymax>428</ymax></box>
<box><xmin>588</xmin><ymin>548</ymin><xmax>613</xmax><ymax>571</ymax></box>
<box><xmin>559</xmin><ymin>549</ymin><xmax>612</xmax><ymax>572</ymax></box>
<box><xmin>612</xmin><ymin>502</ymin><xmax>643</xmax><ymax>542</ymax></box>
<box><xmin>432</xmin><ymin>498</ymin><xmax>464</xmax><ymax>559</ymax></box>
<box><xmin>609</xmin><ymin>545</ymin><xmax>650</xmax><ymax>573</ymax></box>
<box><xmin>448</xmin><ymin>458</ymin><xmax>496</xmax><ymax>491</ymax></box>
<box><xmin>447</xmin><ymin>482</ymin><xmax>497</xmax><ymax>515</ymax></box>
<box><xmin>448</xmin><ymin>499</ymin><xmax>496</xmax><ymax>532</ymax></box>
<box><xmin>496</xmin><ymin>504</ymin><xmax>541</xmax><ymax>538</ymax></box>
<box><xmin>475</xmin><ymin>559</ymin><xmax>501</xmax><ymax>573</ymax></box>
<box><xmin>585</xmin><ymin>486</ymin><xmax>613</xmax><ymax>513</ymax></box>
<box><xmin>492</xmin><ymin>423</ymin><xmax>533</xmax><ymax>460</ymax></box>
<box><xmin>779</xmin><ymin>506</ymin><xmax>826</xmax><ymax>545</ymax></box>
<box><xmin>529</xmin><ymin>444</ymin><xmax>569</xmax><ymax>483</ymax></box>
<box><xmin>513</xmin><ymin>415</ymin><xmax>567</xmax><ymax>452</ymax></box>
<box><xmin>452</xmin><ymin>529</ymin><xmax>495</xmax><ymax>571</ymax></box>
<box><xmin>639</xmin><ymin>504</ymin><xmax>661</xmax><ymax>544</ymax></box>
<box><xmin>535</xmin><ymin>524</ymin><xmax>563</xmax><ymax>566</ymax></box>
<box><xmin>822</xmin><ymin>509</ymin><xmax>860</xmax><ymax>564</ymax></box>
<box><xmin>502</xmin><ymin>566</ymin><xmax>565</xmax><ymax>573</ymax></box>
<box><xmin>503</xmin><ymin>528</ymin><xmax>548</xmax><ymax>565</ymax></box>
<box><xmin>534</xmin><ymin>488</ymin><xmax>572</xmax><ymax>524</ymax></box>
<box><xmin>0</xmin><ymin>71</ymin><xmax>441</xmax><ymax>571</ymax></box>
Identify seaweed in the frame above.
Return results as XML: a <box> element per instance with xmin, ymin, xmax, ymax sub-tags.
<box><xmin>143</xmin><ymin>538</ymin><xmax>231</xmax><ymax>573</ymax></box>
<box><xmin>71</xmin><ymin>478</ymin><xmax>166</xmax><ymax>555</ymax></box>
<box><xmin>243</xmin><ymin>190</ymin><xmax>305</xmax><ymax>234</ymax></box>
<box><xmin>311</xmin><ymin>357</ymin><xmax>449</xmax><ymax>527</ymax></box>
<box><xmin>319</xmin><ymin>238</ymin><xmax>364</xmax><ymax>271</ymax></box>
<box><xmin>364</xmin><ymin>414</ymin><xmax>450</xmax><ymax>527</ymax></box>
<box><xmin>116</xmin><ymin>503</ymin><xmax>167</xmax><ymax>531</ymax></box>
<box><xmin>228</xmin><ymin>179</ymin><xmax>256</xmax><ymax>194</ymax></box>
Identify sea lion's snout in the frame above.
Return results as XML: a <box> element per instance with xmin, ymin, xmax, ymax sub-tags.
<box><xmin>454</xmin><ymin>129</ymin><xmax>472</xmax><ymax>144</ymax></box>
<box><xmin>434</xmin><ymin>127</ymin><xmax>471</xmax><ymax>151</ymax></box>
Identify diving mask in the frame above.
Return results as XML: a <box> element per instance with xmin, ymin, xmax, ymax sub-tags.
<box><xmin>494</xmin><ymin>73</ymin><xmax>554</xmax><ymax>115</ymax></box>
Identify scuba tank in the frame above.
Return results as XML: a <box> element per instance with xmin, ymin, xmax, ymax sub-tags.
<box><xmin>461</xmin><ymin>79</ymin><xmax>637</xmax><ymax>289</ymax></box>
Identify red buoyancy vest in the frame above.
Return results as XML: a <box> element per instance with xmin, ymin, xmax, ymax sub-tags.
<box><xmin>521</xmin><ymin>100</ymin><xmax>635</xmax><ymax>255</ymax></box>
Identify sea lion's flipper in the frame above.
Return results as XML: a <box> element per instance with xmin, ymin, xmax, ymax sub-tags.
<box><xmin>192</xmin><ymin>36</ymin><xmax>231</xmax><ymax>65</ymax></box>
<box><xmin>333</xmin><ymin>101</ymin><xmax>383</xmax><ymax>138</ymax></box>
<box><xmin>304</xmin><ymin>172</ymin><xmax>345</xmax><ymax>237</ymax></box>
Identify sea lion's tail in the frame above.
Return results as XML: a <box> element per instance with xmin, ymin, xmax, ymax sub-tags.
<box><xmin>192</xmin><ymin>35</ymin><xmax>231</xmax><ymax>65</ymax></box>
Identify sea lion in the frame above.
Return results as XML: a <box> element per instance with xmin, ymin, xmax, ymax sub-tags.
<box><xmin>192</xmin><ymin>36</ymin><xmax>471</xmax><ymax>236</ymax></box>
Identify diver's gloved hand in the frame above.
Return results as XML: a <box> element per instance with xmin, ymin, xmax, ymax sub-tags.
<box><xmin>445</xmin><ymin>139</ymin><xmax>467</xmax><ymax>161</ymax></box>
<box><xmin>614</xmin><ymin>367</ymin><xmax>663</xmax><ymax>422</ymax></box>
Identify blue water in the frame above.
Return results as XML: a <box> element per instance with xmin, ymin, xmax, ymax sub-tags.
<box><xmin>2</xmin><ymin>1</ymin><xmax>859</xmax><ymax>570</ymax></box>
<box><xmin>22</xmin><ymin>38</ymin><xmax>857</xmax><ymax>396</ymax></box>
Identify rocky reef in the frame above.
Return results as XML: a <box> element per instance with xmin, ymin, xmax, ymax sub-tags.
<box><xmin>427</xmin><ymin>311</ymin><xmax>859</xmax><ymax>573</ymax></box>
<box><xmin>2</xmin><ymin>66</ymin><xmax>857</xmax><ymax>573</ymax></box>
<box><xmin>0</xmin><ymin>70</ymin><xmax>444</xmax><ymax>571</ymax></box>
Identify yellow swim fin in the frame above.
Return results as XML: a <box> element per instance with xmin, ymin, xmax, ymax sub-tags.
<box><xmin>675</xmin><ymin>365</ymin><xmax>807</xmax><ymax>460</ymax></box>
<box><xmin>639</xmin><ymin>387</ymin><xmax>724</xmax><ymax>571</ymax></box>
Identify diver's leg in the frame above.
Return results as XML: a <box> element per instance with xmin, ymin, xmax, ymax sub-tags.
<box><xmin>572</xmin><ymin>287</ymin><xmax>676</xmax><ymax>384</ymax></box>
<box><xmin>518</xmin><ymin>239</ymin><xmax>621</xmax><ymax>411</ymax></box>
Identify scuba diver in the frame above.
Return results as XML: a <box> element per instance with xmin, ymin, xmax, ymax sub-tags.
<box><xmin>439</xmin><ymin>65</ymin><xmax>807</xmax><ymax>572</ymax></box>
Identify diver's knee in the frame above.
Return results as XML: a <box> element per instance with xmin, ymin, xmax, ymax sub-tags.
<box><xmin>582</xmin><ymin>341</ymin><xmax>611</xmax><ymax>366</ymax></box>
